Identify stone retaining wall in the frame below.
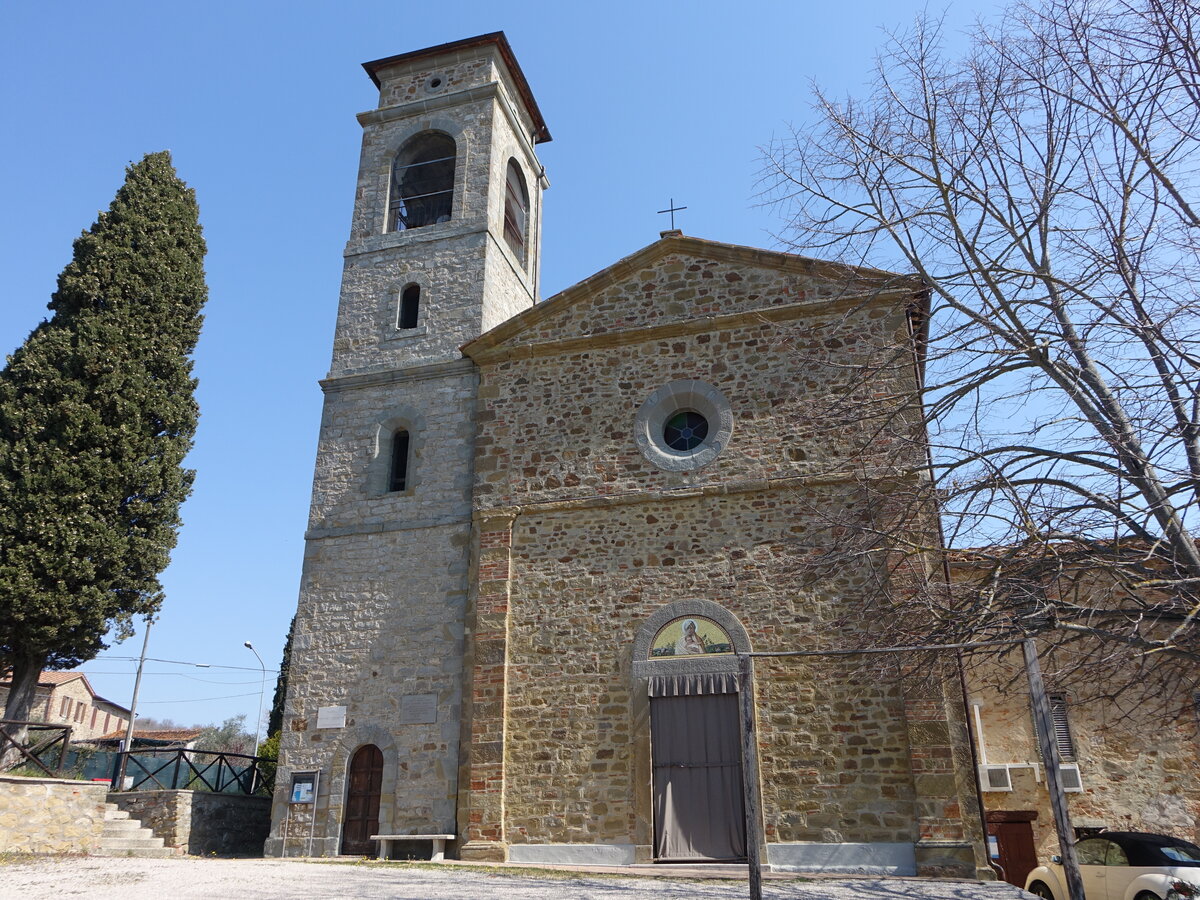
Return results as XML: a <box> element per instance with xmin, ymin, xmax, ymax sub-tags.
<box><xmin>0</xmin><ymin>775</ymin><xmax>108</xmax><ymax>853</ymax></box>
<box><xmin>110</xmin><ymin>790</ymin><xmax>270</xmax><ymax>856</ymax></box>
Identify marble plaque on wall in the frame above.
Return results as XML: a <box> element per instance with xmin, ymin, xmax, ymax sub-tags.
<box><xmin>399</xmin><ymin>694</ymin><xmax>437</xmax><ymax>725</ymax></box>
<box><xmin>315</xmin><ymin>705</ymin><xmax>346</xmax><ymax>729</ymax></box>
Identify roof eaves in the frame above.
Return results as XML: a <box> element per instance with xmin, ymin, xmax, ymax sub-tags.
<box><xmin>362</xmin><ymin>32</ymin><xmax>551</xmax><ymax>144</ymax></box>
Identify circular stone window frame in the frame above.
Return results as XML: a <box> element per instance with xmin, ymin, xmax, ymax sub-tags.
<box><xmin>634</xmin><ymin>379</ymin><xmax>733</xmax><ymax>472</ymax></box>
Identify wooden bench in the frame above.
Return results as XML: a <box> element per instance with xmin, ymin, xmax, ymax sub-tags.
<box><xmin>370</xmin><ymin>833</ymin><xmax>456</xmax><ymax>862</ymax></box>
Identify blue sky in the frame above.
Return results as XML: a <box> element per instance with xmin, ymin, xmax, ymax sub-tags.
<box><xmin>0</xmin><ymin>0</ymin><xmax>1001</xmax><ymax>734</ymax></box>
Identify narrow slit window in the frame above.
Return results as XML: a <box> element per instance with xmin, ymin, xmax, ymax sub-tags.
<box><xmin>389</xmin><ymin>132</ymin><xmax>456</xmax><ymax>232</ymax></box>
<box><xmin>389</xmin><ymin>430</ymin><xmax>410</xmax><ymax>492</ymax></box>
<box><xmin>399</xmin><ymin>284</ymin><xmax>420</xmax><ymax>329</ymax></box>
<box><xmin>503</xmin><ymin>159</ymin><xmax>529</xmax><ymax>261</ymax></box>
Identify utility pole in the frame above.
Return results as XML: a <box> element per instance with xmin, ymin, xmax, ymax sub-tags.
<box><xmin>738</xmin><ymin>654</ymin><xmax>764</xmax><ymax>900</ymax></box>
<box><xmin>1023</xmin><ymin>639</ymin><xmax>1084</xmax><ymax>900</ymax></box>
<box><xmin>116</xmin><ymin>619</ymin><xmax>152</xmax><ymax>789</ymax></box>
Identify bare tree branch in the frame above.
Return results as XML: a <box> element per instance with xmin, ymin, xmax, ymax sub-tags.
<box><xmin>762</xmin><ymin>0</ymin><xmax>1200</xmax><ymax>715</ymax></box>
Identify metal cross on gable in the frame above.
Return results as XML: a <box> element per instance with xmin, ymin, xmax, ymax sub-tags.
<box><xmin>657</xmin><ymin>198</ymin><xmax>687</xmax><ymax>230</ymax></box>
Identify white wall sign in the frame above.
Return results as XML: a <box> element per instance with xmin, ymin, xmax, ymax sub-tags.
<box><xmin>315</xmin><ymin>705</ymin><xmax>347</xmax><ymax>729</ymax></box>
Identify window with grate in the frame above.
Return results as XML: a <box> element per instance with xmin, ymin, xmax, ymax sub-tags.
<box><xmin>398</xmin><ymin>284</ymin><xmax>420</xmax><ymax>329</ymax></box>
<box><xmin>503</xmin><ymin>159</ymin><xmax>528</xmax><ymax>262</ymax></box>
<box><xmin>389</xmin><ymin>132</ymin><xmax>456</xmax><ymax>232</ymax></box>
<box><xmin>389</xmin><ymin>430</ymin><xmax>410</xmax><ymax>493</ymax></box>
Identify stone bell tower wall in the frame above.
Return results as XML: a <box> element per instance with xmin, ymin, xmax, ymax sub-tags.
<box><xmin>265</xmin><ymin>34</ymin><xmax>548</xmax><ymax>858</ymax></box>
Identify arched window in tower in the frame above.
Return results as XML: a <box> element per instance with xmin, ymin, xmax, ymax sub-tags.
<box><xmin>389</xmin><ymin>132</ymin><xmax>456</xmax><ymax>232</ymax></box>
<box><xmin>398</xmin><ymin>284</ymin><xmax>420</xmax><ymax>329</ymax></box>
<box><xmin>503</xmin><ymin>159</ymin><xmax>529</xmax><ymax>261</ymax></box>
<box><xmin>389</xmin><ymin>429</ymin><xmax>410</xmax><ymax>492</ymax></box>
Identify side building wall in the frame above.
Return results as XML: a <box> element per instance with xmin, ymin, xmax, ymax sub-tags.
<box><xmin>973</xmin><ymin>680</ymin><xmax>1200</xmax><ymax>853</ymax></box>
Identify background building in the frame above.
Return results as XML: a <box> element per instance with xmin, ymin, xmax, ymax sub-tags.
<box><xmin>1</xmin><ymin>671</ymin><xmax>130</xmax><ymax>742</ymax></box>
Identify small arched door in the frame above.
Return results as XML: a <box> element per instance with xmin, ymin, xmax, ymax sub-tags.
<box><xmin>341</xmin><ymin>744</ymin><xmax>383</xmax><ymax>855</ymax></box>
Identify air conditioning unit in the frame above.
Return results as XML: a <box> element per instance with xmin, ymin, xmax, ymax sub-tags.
<box><xmin>979</xmin><ymin>764</ymin><xmax>1013</xmax><ymax>791</ymax></box>
<box><xmin>1058</xmin><ymin>763</ymin><xmax>1084</xmax><ymax>792</ymax></box>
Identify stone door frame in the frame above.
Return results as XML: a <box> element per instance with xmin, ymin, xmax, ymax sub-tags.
<box><xmin>629</xmin><ymin>600</ymin><xmax>754</xmax><ymax>863</ymax></box>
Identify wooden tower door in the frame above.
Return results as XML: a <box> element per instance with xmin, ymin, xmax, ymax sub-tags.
<box><xmin>650</xmin><ymin>692</ymin><xmax>746</xmax><ymax>861</ymax></box>
<box><xmin>341</xmin><ymin>744</ymin><xmax>384</xmax><ymax>856</ymax></box>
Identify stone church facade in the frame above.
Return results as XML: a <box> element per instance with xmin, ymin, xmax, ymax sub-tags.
<box><xmin>265</xmin><ymin>33</ymin><xmax>988</xmax><ymax>877</ymax></box>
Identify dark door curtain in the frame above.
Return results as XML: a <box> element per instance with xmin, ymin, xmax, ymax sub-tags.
<box><xmin>651</xmin><ymin>692</ymin><xmax>746</xmax><ymax>861</ymax></box>
<box><xmin>341</xmin><ymin>744</ymin><xmax>384</xmax><ymax>856</ymax></box>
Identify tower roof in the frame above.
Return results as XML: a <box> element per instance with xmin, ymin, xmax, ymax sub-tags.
<box><xmin>363</xmin><ymin>32</ymin><xmax>551</xmax><ymax>144</ymax></box>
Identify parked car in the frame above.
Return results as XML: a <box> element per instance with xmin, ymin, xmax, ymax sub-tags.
<box><xmin>1026</xmin><ymin>832</ymin><xmax>1200</xmax><ymax>900</ymax></box>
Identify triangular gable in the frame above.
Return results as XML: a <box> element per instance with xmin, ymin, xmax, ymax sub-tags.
<box><xmin>464</xmin><ymin>233</ymin><xmax>921</xmax><ymax>362</ymax></box>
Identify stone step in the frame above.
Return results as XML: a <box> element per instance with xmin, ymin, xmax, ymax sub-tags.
<box><xmin>97</xmin><ymin>844</ymin><xmax>178</xmax><ymax>859</ymax></box>
<box><xmin>102</xmin><ymin>836</ymin><xmax>166</xmax><ymax>850</ymax></box>
<box><xmin>102</xmin><ymin>818</ymin><xmax>151</xmax><ymax>837</ymax></box>
<box><xmin>95</xmin><ymin>801</ymin><xmax>176</xmax><ymax>858</ymax></box>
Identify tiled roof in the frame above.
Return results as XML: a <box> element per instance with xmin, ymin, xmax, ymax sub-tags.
<box><xmin>95</xmin><ymin>728</ymin><xmax>203</xmax><ymax>742</ymax></box>
<box><xmin>0</xmin><ymin>670</ymin><xmax>85</xmax><ymax>687</ymax></box>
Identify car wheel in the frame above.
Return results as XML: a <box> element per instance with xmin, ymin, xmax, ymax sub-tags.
<box><xmin>1029</xmin><ymin>882</ymin><xmax>1055</xmax><ymax>900</ymax></box>
<box><xmin>1134</xmin><ymin>893</ymin><xmax>1161</xmax><ymax>900</ymax></box>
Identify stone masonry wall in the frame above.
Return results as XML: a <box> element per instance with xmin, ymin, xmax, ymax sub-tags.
<box><xmin>268</xmin><ymin>363</ymin><xmax>477</xmax><ymax>855</ymax></box>
<box><xmin>111</xmin><ymin>790</ymin><xmax>270</xmax><ymax>855</ymax></box>
<box><xmin>495</xmin><ymin>490</ymin><xmax>921</xmax><ymax>849</ymax></box>
<box><xmin>336</xmin><ymin>54</ymin><xmax>541</xmax><ymax>377</ymax></box>
<box><xmin>0</xmin><ymin>775</ymin><xmax>107</xmax><ymax>854</ymax></box>
<box><xmin>469</xmin><ymin>250</ymin><xmax>926</xmax><ymax>510</ymax></box>
<box><xmin>303</xmin><ymin>368</ymin><xmax>477</xmax><ymax>532</ymax></box>
<box><xmin>459</xmin><ymin>242</ymin><xmax>981</xmax><ymax>870</ymax></box>
<box><xmin>24</xmin><ymin>677</ymin><xmax>127</xmax><ymax>741</ymax></box>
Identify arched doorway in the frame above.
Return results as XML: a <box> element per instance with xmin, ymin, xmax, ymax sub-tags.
<box><xmin>635</xmin><ymin>609</ymin><xmax>752</xmax><ymax>862</ymax></box>
<box><xmin>341</xmin><ymin>744</ymin><xmax>383</xmax><ymax>855</ymax></box>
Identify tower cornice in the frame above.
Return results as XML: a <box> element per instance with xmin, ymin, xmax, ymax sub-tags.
<box><xmin>362</xmin><ymin>32</ymin><xmax>551</xmax><ymax>144</ymax></box>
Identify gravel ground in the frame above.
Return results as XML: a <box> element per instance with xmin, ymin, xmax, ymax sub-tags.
<box><xmin>0</xmin><ymin>856</ymin><xmax>1038</xmax><ymax>900</ymax></box>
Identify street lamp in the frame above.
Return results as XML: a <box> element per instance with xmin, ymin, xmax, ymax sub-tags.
<box><xmin>243</xmin><ymin>641</ymin><xmax>266</xmax><ymax>758</ymax></box>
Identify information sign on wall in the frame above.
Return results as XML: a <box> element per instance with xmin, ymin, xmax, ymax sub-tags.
<box><xmin>290</xmin><ymin>771</ymin><xmax>318</xmax><ymax>804</ymax></box>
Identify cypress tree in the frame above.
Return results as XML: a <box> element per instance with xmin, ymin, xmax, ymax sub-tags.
<box><xmin>0</xmin><ymin>152</ymin><xmax>206</xmax><ymax>726</ymax></box>
<box><xmin>267</xmin><ymin>615</ymin><xmax>294</xmax><ymax>738</ymax></box>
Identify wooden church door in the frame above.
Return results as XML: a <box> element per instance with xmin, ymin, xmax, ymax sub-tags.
<box><xmin>341</xmin><ymin>744</ymin><xmax>383</xmax><ymax>856</ymax></box>
<box><xmin>650</xmin><ymin>692</ymin><xmax>746</xmax><ymax>861</ymax></box>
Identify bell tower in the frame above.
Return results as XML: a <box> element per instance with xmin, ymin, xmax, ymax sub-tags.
<box><xmin>266</xmin><ymin>34</ymin><xmax>550</xmax><ymax>858</ymax></box>
<box><xmin>331</xmin><ymin>32</ymin><xmax>550</xmax><ymax>377</ymax></box>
